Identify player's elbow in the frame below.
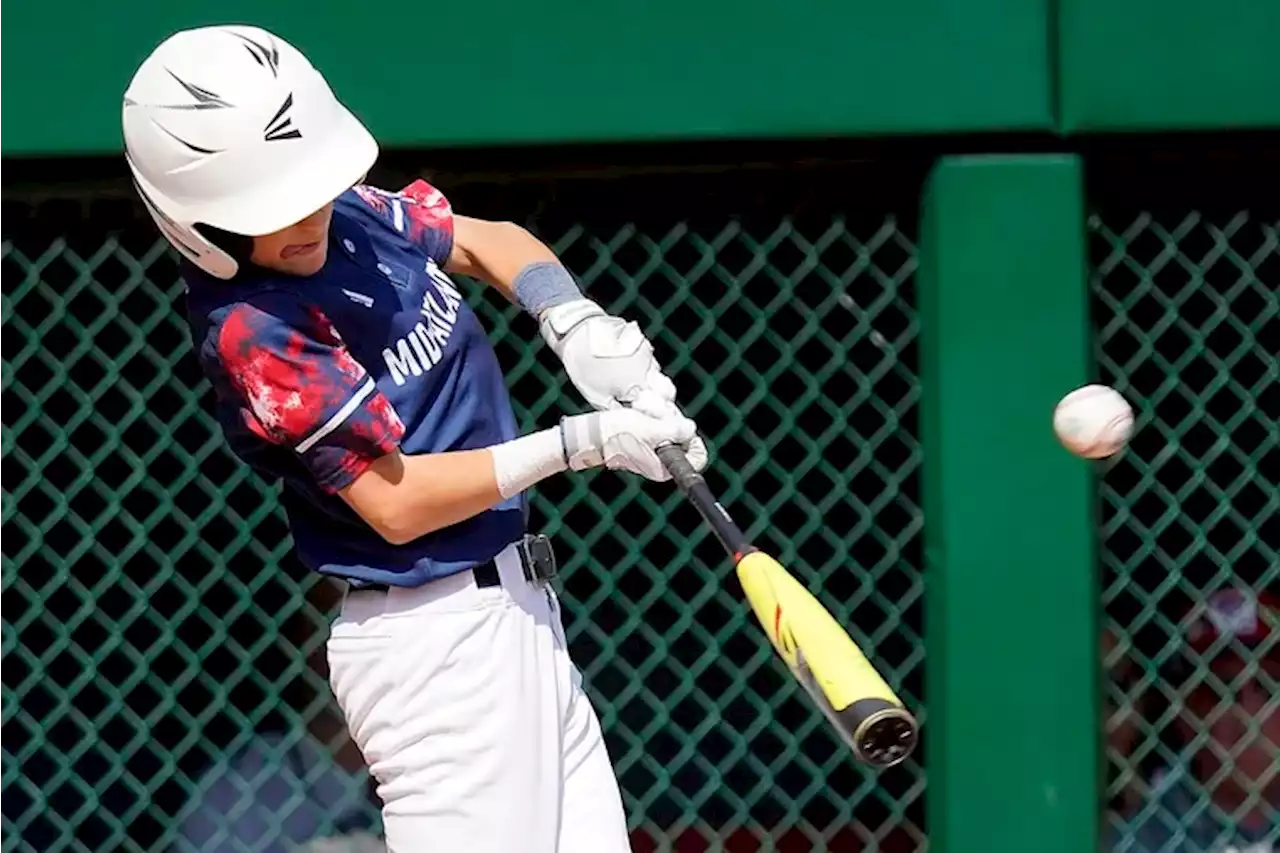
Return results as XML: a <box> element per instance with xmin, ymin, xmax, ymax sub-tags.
<box><xmin>360</xmin><ymin>493</ymin><xmax>456</xmax><ymax>545</ymax></box>
<box><xmin>341</xmin><ymin>454</ymin><xmax>440</xmax><ymax>545</ymax></box>
<box><xmin>349</xmin><ymin>495</ymin><xmax>425</xmax><ymax>545</ymax></box>
<box><xmin>368</xmin><ymin>511</ymin><xmax>426</xmax><ymax>546</ymax></box>
<box><xmin>340</xmin><ymin>448</ymin><xmax>505</xmax><ymax>545</ymax></box>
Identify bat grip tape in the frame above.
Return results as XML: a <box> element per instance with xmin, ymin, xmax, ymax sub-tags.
<box><xmin>656</xmin><ymin>444</ymin><xmax>703</xmax><ymax>494</ymax></box>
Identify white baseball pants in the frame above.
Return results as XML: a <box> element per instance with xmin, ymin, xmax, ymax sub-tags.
<box><xmin>326</xmin><ymin>542</ymin><xmax>632</xmax><ymax>853</ymax></box>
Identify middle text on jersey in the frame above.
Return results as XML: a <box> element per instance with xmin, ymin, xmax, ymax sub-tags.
<box><xmin>382</xmin><ymin>262</ymin><xmax>464</xmax><ymax>385</ymax></box>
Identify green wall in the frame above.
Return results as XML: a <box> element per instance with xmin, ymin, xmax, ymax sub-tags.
<box><xmin>1058</xmin><ymin>0</ymin><xmax>1280</xmax><ymax>130</ymax></box>
<box><xmin>6</xmin><ymin>0</ymin><xmax>1278</xmax><ymax>155</ymax></box>
<box><xmin>1</xmin><ymin>0</ymin><xmax>1053</xmax><ymax>155</ymax></box>
<box><xmin>8</xmin><ymin>0</ymin><xmax>1276</xmax><ymax>155</ymax></box>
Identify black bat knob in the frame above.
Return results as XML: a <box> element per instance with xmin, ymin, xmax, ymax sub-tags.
<box><xmin>856</xmin><ymin>710</ymin><xmax>919</xmax><ymax>768</ymax></box>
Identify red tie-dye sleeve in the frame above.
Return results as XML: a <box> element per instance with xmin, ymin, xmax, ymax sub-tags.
<box><xmin>215</xmin><ymin>303</ymin><xmax>405</xmax><ymax>493</ymax></box>
<box><xmin>398</xmin><ymin>179</ymin><xmax>454</xmax><ymax>263</ymax></box>
<box><xmin>351</xmin><ymin>181</ymin><xmax>454</xmax><ymax>263</ymax></box>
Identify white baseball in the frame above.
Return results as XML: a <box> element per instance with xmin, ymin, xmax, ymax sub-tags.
<box><xmin>1053</xmin><ymin>384</ymin><xmax>1134</xmax><ymax>459</ymax></box>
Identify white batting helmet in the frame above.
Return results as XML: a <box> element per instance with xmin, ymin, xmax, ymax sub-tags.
<box><xmin>122</xmin><ymin>25</ymin><xmax>378</xmax><ymax>279</ymax></box>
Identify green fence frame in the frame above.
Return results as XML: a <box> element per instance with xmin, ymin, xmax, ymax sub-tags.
<box><xmin>920</xmin><ymin>156</ymin><xmax>1099</xmax><ymax>853</ymax></box>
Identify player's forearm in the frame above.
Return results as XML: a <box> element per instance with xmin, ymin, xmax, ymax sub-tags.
<box><xmin>445</xmin><ymin>216</ymin><xmax>562</xmax><ymax>305</ymax></box>
<box><xmin>341</xmin><ymin>429</ymin><xmax>567</xmax><ymax>545</ymax></box>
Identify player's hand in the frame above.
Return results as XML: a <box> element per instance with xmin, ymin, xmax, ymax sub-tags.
<box><xmin>624</xmin><ymin>392</ymin><xmax>711</xmax><ymax>476</ymax></box>
<box><xmin>560</xmin><ymin>405</ymin><xmax>708</xmax><ymax>482</ymax></box>
<box><xmin>540</xmin><ymin>298</ymin><xmax>677</xmax><ymax>412</ymax></box>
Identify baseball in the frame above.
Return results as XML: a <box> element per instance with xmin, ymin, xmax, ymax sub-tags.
<box><xmin>1053</xmin><ymin>384</ymin><xmax>1134</xmax><ymax>459</ymax></box>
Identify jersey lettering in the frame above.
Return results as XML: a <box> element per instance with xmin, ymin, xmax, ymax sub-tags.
<box><xmin>426</xmin><ymin>261</ymin><xmax>463</xmax><ymax>303</ymax></box>
<box><xmin>384</xmin><ymin>337</ymin><xmax>424</xmax><ymax>385</ymax></box>
<box><xmin>381</xmin><ymin>262</ymin><xmax>463</xmax><ymax>386</ymax></box>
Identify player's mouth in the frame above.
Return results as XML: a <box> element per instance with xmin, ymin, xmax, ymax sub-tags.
<box><xmin>282</xmin><ymin>241</ymin><xmax>323</xmax><ymax>259</ymax></box>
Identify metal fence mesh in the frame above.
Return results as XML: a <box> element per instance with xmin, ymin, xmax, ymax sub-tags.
<box><xmin>1093</xmin><ymin>205</ymin><xmax>1279</xmax><ymax>851</ymax></box>
<box><xmin>1</xmin><ymin>170</ymin><xmax>925</xmax><ymax>853</ymax></box>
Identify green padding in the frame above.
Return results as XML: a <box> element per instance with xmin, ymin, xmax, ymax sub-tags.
<box><xmin>1</xmin><ymin>0</ymin><xmax>1053</xmax><ymax>154</ymax></box>
<box><xmin>919</xmin><ymin>156</ymin><xmax>1098</xmax><ymax>853</ymax></box>
<box><xmin>1059</xmin><ymin>0</ymin><xmax>1280</xmax><ymax>131</ymax></box>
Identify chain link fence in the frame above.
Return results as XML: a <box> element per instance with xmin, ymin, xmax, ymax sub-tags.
<box><xmin>1092</xmin><ymin>183</ymin><xmax>1279</xmax><ymax>852</ymax></box>
<box><xmin>1</xmin><ymin>165</ymin><xmax>926</xmax><ymax>853</ymax></box>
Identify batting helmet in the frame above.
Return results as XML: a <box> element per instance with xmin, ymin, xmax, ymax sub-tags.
<box><xmin>122</xmin><ymin>25</ymin><xmax>377</xmax><ymax>278</ymax></box>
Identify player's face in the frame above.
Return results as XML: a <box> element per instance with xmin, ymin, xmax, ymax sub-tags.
<box><xmin>250</xmin><ymin>203</ymin><xmax>335</xmax><ymax>276</ymax></box>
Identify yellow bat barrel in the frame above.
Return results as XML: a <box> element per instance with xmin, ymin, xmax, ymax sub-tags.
<box><xmin>736</xmin><ymin>551</ymin><xmax>919</xmax><ymax>767</ymax></box>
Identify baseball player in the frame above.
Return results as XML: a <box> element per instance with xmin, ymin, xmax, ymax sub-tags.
<box><xmin>122</xmin><ymin>25</ymin><xmax>708</xmax><ymax>853</ymax></box>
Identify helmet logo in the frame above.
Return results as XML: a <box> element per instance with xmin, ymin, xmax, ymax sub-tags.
<box><xmin>156</xmin><ymin>123</ymin><xmax>223</xmax><ymax>154</ymax></box>
<box><xmin>158</xmin><ymin>69</ymin><xmax>233</xmax><ymax>111</ymax></box>
<box><xmin>264</xmin><ymin>93</ymin><xmax>302</xmax><ymax>141</ymax></box>
<box><xmin>230</xmin><ymin>31</ymin><xmax>282</xmax><ymax>78</ymax></box>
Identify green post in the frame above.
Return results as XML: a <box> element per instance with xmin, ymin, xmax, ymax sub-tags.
<box><xmin>919</xmin><ymin>156</ymin><xmax>1098</xmax><ymax>853</ymax></box>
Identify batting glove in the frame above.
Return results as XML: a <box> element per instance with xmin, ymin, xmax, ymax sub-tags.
<box><xmin>561</xmin><ymin>405</ymin><xmax>708</xmax><ymax>482</ymax></box>
<box><xmin>624</xmin><ymin>389</ymin><xmax>711</xmax><ymax>474</ymax></box>
<box><xmin>539</xmin><ymin>299</ymin><xmax>678</xmax><ymax>412</ymax></box>
<box><xmin>542</xmin><ymin>299</ymin><xmax>709</xmax><ymax>468</ymax></box>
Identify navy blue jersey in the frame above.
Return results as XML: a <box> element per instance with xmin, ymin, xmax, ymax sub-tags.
<box><xmin>183</xmin><ymin>181</ymin><xmax>525</xmax><ymax>587</ymax></box>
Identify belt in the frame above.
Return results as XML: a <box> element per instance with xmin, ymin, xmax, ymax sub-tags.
<box><xmin>352</xmin><ymin>534</ymin><xmax>556</xmax><ymax>594</ymax></box>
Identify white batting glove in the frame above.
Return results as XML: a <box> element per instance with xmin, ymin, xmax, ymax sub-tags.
<box><xmin>540</xmin><ymin>299</ymin><xmax>678</xmax><ymax>412</ymax></box>
<box><xmin>624</xmin><ymin>389</ymin><xmax>711</xmax><ymax>474</ymax></box>
<box><xmin>560</xmin><ymin>406</ymin><xmax>707</xmax><ymax>482</ymax></box>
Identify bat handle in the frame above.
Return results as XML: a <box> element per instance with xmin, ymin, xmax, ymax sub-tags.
<box><xmin>657</xmin><ymin>442</ymin><xmax>756</xmax><ymax>560</ymax></box>
<box><xmin>656</xmin><ymin>443</ymin><xmax>704</xmax><ymax>494</ymax></box>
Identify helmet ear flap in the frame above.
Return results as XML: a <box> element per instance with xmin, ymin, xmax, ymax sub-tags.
<box><xmin>133</xmin><ymin>178</ymin><xmax>240</xmax><ymax>279</ymax></box>
<box><xmin>193</xmin><ymin>224</ymin><xmax>255</xmax><ymax>269</ymax></box>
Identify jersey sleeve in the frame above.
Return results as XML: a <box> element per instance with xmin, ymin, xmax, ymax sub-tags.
<box><xmin>214</xmin><ymin>301</ymin><xmax>405</xmax><ymax>493</ymax></box>
<box><xmin>350</xmin><ymin>180</ymin><xmax>455</xmax><ymax>264</ymax></box>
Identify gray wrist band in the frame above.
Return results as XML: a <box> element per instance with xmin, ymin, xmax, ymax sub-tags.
<box><xmin>513</xmin><ymin>262</ymin><xmax>583</xmax><ymax>316</ymax></box>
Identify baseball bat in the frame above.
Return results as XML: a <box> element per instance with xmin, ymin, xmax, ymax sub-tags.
<box><xmin>657</xmin><ymin>444</ymin><xmax>919</xmax><ymax>768</ymax></box>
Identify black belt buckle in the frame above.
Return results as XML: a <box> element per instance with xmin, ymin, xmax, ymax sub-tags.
<box><xmin>520</xmin><ymin>534</ymin><xmax>557</xmax><ymax>585</ymax></box>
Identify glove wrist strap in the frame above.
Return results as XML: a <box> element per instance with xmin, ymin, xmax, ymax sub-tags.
<box><xmin>539</xmin><ymin>298</ymin><xmax>606</xmax><ymax>353</ymax></box>
<box><xmin>559</xmin><ymin>414</ymin><xmax>605</xmax><ymax>471</ymax></box>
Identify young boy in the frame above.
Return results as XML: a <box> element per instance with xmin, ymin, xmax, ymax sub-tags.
<box><xmin>123</xmin><ymin>24</ymin><xmax>706</xmax><ymax>852</ymax></box>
